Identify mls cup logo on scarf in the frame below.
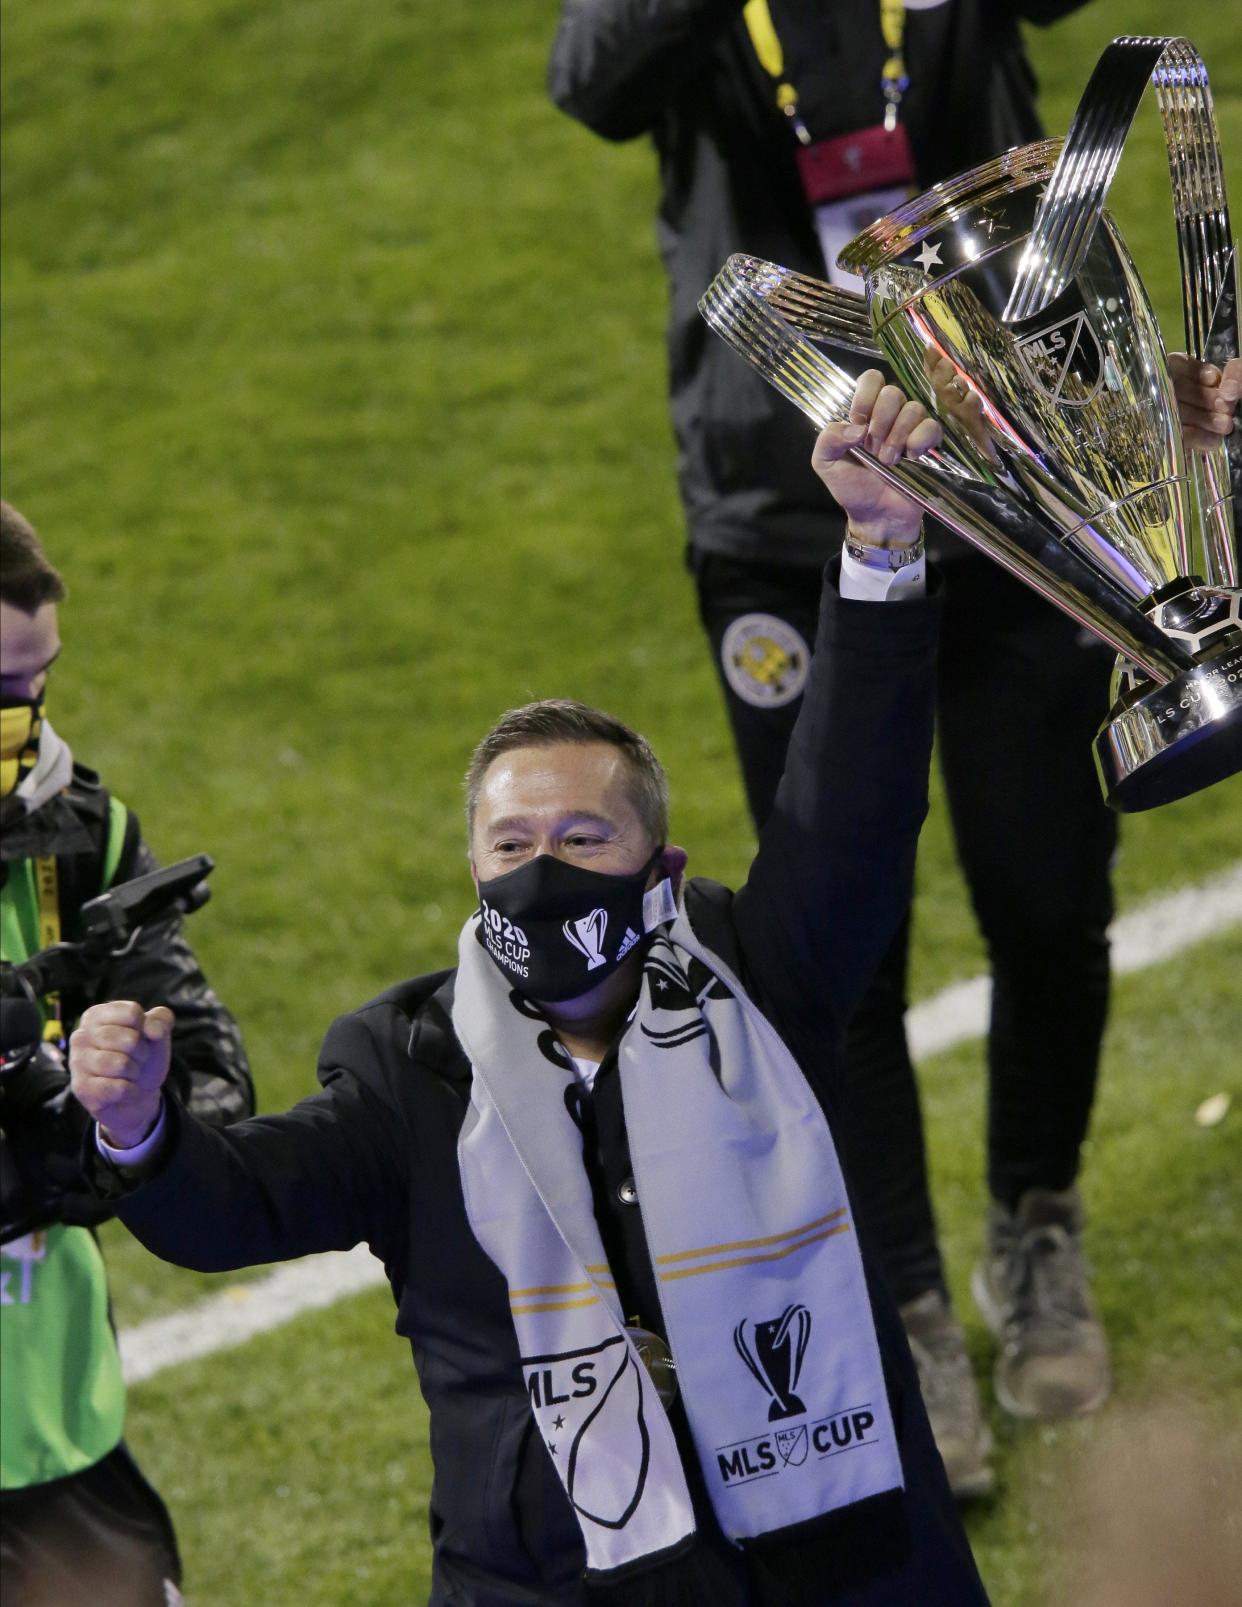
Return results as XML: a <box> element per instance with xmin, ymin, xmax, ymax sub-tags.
<box><xmin>719</xmin><ymin>1304</ymin><xmax>882</xmax><ymax>1489</ymax></box>
<box><xmin>734</xmin><ymin>1303</ymin><xmax>811</xmax><ymax>1421</ymax></box>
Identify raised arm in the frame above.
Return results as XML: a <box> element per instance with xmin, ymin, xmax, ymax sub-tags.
<box><xmin>548</xmin><ymin>0</ymin><xmax>745</xmax><ymax>141</ymax></box>
<box><xmin>70</xmin><ymin>1002</ymin><xmax>407</xmax><ymax>1272</ymax></box>
<box><xmin>732</xmin><ymin>375</ymin><xmax>942</xmax><ymax>1046</ymax></box>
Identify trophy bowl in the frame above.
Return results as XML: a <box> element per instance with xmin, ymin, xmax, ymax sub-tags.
<box><xmin>699</xmin><ymin>37</ymin><xmax>1242</xmax><ymax>812</ymax></box>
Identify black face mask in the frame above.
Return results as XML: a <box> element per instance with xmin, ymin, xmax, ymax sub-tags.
<box><xmin>476</xmin><ymin>849</ymin><xmax>669</xmax><ymax>1002</ymax></box>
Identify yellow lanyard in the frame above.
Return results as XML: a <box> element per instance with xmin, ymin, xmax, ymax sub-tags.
<box><xmin>878</xmin><ymin>0</ymin><xmax>909</xmax><ymax>130</ymax></box>
<box><xmin>743</xmin><ymin>0</ymin><xmax>910</xmax><ymax>138</ymax></box>
<box><xmin>34</xmin><ymin>854</ymin><xmax>65</xmax><ymax>1043</ymax></box>
<box><xmin>742</xmin><ymin>0</ymin><xmax>807</xmax><ymax>140</ymax></box>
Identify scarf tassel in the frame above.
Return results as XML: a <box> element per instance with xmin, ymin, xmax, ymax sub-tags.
<box><xmin>584</xmin><ymin>1535</ymin><xmax>744</xmax><ymax>1607</ymax></box>
<box><xmin>742</xmin><ymin>1489</ymin><xmax>912</xmax><ymax>1605</ymax></box>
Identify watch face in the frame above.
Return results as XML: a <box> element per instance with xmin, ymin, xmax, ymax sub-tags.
<box><xmin>626</xmin><ymin>1325</ymin><xmax>679</xmax><ymax>1408</ymax></box>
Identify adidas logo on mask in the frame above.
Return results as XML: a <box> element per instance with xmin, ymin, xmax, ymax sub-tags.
<box><xmin>615</xmin><ymin>927</ymin><xmax>641</xmax><ymax>962</ymax></box>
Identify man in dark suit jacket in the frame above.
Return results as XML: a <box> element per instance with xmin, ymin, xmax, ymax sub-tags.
<box><xmin>68</xmin><ymin>380</ymin><xmax>992</xmax><ymax>1606</ymax></box>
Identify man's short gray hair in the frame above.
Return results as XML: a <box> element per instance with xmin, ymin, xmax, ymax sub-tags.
<box><xmin>465</xmin><ymin>699</ymin><xmax>669</xmax><ymax>844</ymax></box>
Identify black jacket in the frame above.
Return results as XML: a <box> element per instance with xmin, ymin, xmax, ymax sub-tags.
<box><xmin>1</xmin><ymin>764</ymin><xmax>253</xmax><ymax>1236</ymax></box>
<box><xmin>95</xmin><ymin>572</ymin><xmax>988</xmax><ymax>1605</ymax></box>
<box><xmin>549</xmin><ymin>0</ymin><xmax>1089</xmax><ymax>566</ymax></box>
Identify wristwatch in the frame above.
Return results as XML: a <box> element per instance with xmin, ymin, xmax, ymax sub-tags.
<box><xmin>844</xmin><ymin>525</ymin><xmax>925</xmax><ymax>572</ymax></box>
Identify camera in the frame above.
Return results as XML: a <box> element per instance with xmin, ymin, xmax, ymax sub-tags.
<box><xmin>1</xmin><ymin>854</ymin><xmax>213</xmax><ymax>1242</ymax></box>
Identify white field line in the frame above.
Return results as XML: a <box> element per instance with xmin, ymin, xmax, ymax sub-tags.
<box><xmin>906</xmin><ymin>858</ymin><xmax>1242</xmax><ymax>1059</ymax></box>
<box><xmin>120</xmin><ymin>861</ymin><xmax>1242</xmax><ymax>1387</ymax></box>
<box><xmin>120</xmin><ymin>1245</ymin><xmax>387</xmax><ymax>1385</ymax></box>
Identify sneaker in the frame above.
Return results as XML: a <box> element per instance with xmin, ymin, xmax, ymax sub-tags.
<box><xmin>900</xmin><ymin>1288</ymin><xmax>994</xmax><ymax>1499</ymax></box>
<box><xmin>972</xmin><ymin>1187</ymin><xmax>1111</xmax><ymax>1419</ymax></box>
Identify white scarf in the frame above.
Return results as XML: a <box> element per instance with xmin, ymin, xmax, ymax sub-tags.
<box><xmin>453</xmin><ymin>901</ymin><xmax>902</xmax><ymax>1580</ymax></box>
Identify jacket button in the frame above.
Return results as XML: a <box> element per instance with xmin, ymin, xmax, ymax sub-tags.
<box><xmin>617</xmin><ymin>1177</ymin><xmax>638</xmax><ymax>1206</ymax></box>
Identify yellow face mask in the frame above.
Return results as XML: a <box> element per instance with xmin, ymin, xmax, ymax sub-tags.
<box><xmin>0</xmin><ymin>698</ymin><xmax>43</xmax><ymax>798</ymax></box>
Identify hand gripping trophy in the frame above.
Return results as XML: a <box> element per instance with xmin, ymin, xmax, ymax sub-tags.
<box><xmin>699</xmin><ymin>36</ymin><xmax>1241</xmax><ymax>811</ymax></box>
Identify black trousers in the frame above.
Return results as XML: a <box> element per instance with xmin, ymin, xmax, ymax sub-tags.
<box><xmin>0</xmin><ymin>1442</ymin><xmax>182</xmax><ymax>1607</ymax></box>
<box><xmin>694</xmin><ymin>548</ymin><xmax>1118</xmax><ymax>1305</ymax></box>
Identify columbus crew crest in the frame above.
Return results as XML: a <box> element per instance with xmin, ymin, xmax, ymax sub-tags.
<box><xmin>721</xmin><ymin>614</ymin><xmax>810</xmax><ymax>709</ymax></box>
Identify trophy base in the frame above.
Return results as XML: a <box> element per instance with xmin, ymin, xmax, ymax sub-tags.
<box><xmin>1095</xmin><ymin>638</ymin><xmax>1242</xmax><ymax>812</ymax></box>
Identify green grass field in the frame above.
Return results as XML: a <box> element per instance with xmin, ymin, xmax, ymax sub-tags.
<box><xmin>2</xmin><ymin>1</ymin><xmax>1240</xmax><ymax>1602</ymax></box>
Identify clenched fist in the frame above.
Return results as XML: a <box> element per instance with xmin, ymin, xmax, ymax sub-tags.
<box><xmin>70</xmin><ymin>1001</ymin><xmax>173</xmax><ymax>1149</ymax></box>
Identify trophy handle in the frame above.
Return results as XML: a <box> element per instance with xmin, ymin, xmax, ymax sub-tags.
<box><xmin>718</xmin><ymin>256</ymin><xmax>881</xmax><ymax>358</ymax></box>
<box><xmin>1003</xmin><ymin>36</ymin><xmax>1240</xmax><ymax>586</ymax></box>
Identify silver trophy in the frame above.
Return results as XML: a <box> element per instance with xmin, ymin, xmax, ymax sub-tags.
<box><xmin>699</xmin><ymin>37</ymin><xmax>1241</xmax><ymax>812</ymax></box>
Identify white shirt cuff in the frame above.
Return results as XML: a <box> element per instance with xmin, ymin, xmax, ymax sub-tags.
<box><xmin>96</xmin><ymin>1100</ymin><xmax>167</xmax><ymax>1165</ymax></box>
<box><xmin>839</xmin><ymin>544</ymin><xmax>927</xmax><ymax>601</ymax></box>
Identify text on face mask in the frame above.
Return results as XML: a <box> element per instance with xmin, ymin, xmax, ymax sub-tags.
<box><xmin>481</xmin><ymin>901</ymin><xmax>531</xmax><ymax>978</ymax></box>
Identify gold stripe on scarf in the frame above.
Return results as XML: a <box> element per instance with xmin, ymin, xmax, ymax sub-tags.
<box><xmin>659</xmin><ymin>1223</ymin><xmax>852</xmax><ymax>1283</ymax></box>
<box><xmin>655</xmin><ymin>1206</ymin><xmax>848</xmax><ymax>1265</ymax></box>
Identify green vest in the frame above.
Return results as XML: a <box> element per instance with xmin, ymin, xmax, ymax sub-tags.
<box><xmin>0</xmin><ymin>797</ymin><xmax>130</xmax><ymax>1488</ymax></box>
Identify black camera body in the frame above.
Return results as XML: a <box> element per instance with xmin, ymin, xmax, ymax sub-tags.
<box><xmin>0</xmin><ymin>1031</ymin><xmax>79</xmax><ymax>1246</ymax></box>
<box><xmin>0</xmin><ymin>854</ymin><xmax>213</xmax><ymax>1243</ymax></box>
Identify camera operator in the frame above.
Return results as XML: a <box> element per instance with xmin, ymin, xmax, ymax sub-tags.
<box><xmin>0</xmin><ymin>499</ymin><xmax>254</xmax><ymax>1607</ymax></box>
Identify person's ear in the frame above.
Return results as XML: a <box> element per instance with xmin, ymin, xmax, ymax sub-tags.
<box><xmin>657</xmin><ymin>845</ymin><xmax>689</xmax><ymax>892</ymax></box>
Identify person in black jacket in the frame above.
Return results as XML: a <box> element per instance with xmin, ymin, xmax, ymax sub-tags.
<box><xmin>70</xmin><ymin>382</ymin><xmax>996</xmax><ymax>1606</ymax></box>
<box><xmin>0</xmin><ymin>500</ymin><xmax>254</xmax><ymax>1607</ymax></box>
<box><xmin>548</xmin><ymin>0</ymin><xmax>1109</xmax><ymax>1495</ymax></box>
